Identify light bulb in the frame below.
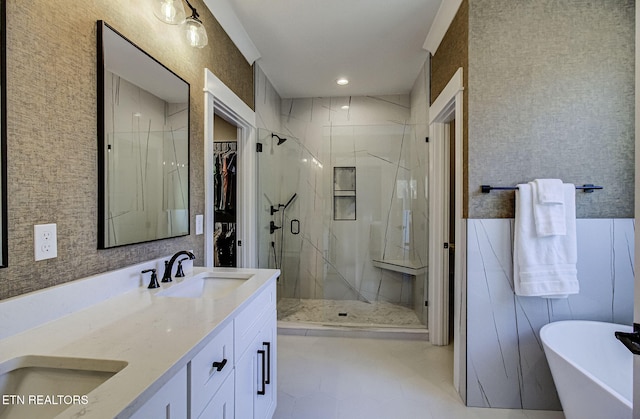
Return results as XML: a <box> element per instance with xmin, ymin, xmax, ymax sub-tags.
<box><xmin>183</xmin><ymin>17</ymin><xmax>208</xmax><ymax>48</ymax></box>
<box><xmin>154</xmin><ymin>0</ymin><xmax>186</xmax><ymax>25</ymax></box>
<box><xmin>161</xmin><ymin>3</ymin><xmax>176</xmax><ymax>21</ymax></box>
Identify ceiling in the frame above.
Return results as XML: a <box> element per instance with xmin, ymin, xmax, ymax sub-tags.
<box><xmin>223</xmin><ymin>0</ymin><xmax>442</xmax><ymax>99</ymax></box>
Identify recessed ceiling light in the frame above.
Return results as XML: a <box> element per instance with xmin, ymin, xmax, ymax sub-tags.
<box><xmin>341</xmin><ymin>105</ymin><xmax>349</xmax><ymax>110</ymax></box>
<box><xmin>336</xmin><ymin>78</ymin><xmax>349</xmax><ymax>86</ymax></box>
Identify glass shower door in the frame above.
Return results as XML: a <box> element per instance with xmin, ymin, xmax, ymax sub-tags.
<box><xmin>256</xmin><ymin>129</ymin><xmax>303</xmax><ymax>318</ymax></box>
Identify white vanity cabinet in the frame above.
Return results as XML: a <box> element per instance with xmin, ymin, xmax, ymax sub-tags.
<box><xmin>192</xmin><ymin>281</ymin><xmax>276</xmax><ymax>419</ymax></box>
<box><xmin>235</xmin><ymin>311</ymin><xmax>277</xmax><ymax>419</ymax></box>
<box><xmin>234</xmin><ymin>284</ymin><xmax>277</xmax><ymax>419</ymax></box>
<box><xmin>190</xmin><ymin>321</ymin><xmax>234</xmax><ymax>418</ymax></box>
<box><xmin>197</xmin><ymin>372</ymin><xmax>235</xmax><ymax>418</ymax></box>
<box><xmin>129</xmin><ymin>366</ymin><xmax>188</xmax><ymax>419</ymax></box>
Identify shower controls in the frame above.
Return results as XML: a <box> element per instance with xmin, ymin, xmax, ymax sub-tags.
<box><xmin>270</xmin><ymin>221</ymin><xmax>281</xmax><ymax>234</ymax></box>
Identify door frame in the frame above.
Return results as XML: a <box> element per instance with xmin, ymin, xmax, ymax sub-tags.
<box><xmin>204</xmin><ymin>69</ymin><xmax>257</xmax><ymax>268</ymax></box>
<box><xmin>633</xmin><ymin>3</ymin><xmax>639</xmax><ymax>412</ymax></box>
<box><xmin>428</xmin><ymin>67</ymin><xmax>465</xmax><ymax>388</ymax></box>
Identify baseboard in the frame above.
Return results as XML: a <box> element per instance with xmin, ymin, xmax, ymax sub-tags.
<box><xmin>277</xmin><ymin>321</ymin><xmax>429</xmax><ymax>340</ymax></box>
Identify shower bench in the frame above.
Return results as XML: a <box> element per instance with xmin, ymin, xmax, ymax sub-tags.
<box><xmin>371</xmin><ymin>259</ymin><xmax>427</xmax><ymax>276</ymax></box>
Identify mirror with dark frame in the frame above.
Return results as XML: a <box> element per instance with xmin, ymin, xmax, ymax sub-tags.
<box><xmin>0</xmin><ymin>0</ymin><xmax>7</xmax><ymax>267</ymax></box>
<box><xmin>97</xmin><ymin>21</ymin><xmax>190</xmax><ymax>249</ymax></box>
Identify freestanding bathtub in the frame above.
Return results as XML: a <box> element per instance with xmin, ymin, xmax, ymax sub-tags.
<box><xmin>540</xmin><ymin>320</ymin><xmax>632</xmax><ymax>419</ymax></box>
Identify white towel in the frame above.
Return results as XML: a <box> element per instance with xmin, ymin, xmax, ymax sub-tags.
<box><xmin>514</xmin><ymin>183</ymin><xmax>579</xmax><ymax>298</ymax></box>
<box><xmin>531</xmin><ymin>179</ymin><xmax>566</xmax><ymax>237</ymax></box>
<box><xmin>534</xmin><ymin>179</ymin><xmax>565</xmax><ymax>204</ymax></box>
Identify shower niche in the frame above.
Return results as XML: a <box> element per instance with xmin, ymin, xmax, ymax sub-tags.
<box><xmin>333</xmin><ymin>167</ymin><xmax>356</xmax><ymax>220</ymax></box>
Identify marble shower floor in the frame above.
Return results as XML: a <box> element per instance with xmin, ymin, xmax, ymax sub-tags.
<box><xmin>277</xmin><ymin>298</ymin><xmax>424</xmax><ymax>328</ymax></box>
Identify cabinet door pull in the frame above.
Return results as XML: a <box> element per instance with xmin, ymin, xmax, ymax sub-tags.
<box><xmin>212</xmin><ymin>358</ymin><xmax>227</xmax><ymax>372</ymax></box>
<box><xmin>262</xmin><ymin>342</ymin><xmax>271</xmax><ymax>385</ymax></box>
<box><xmin>257</xmin><ymin>349</ymin><xmax>266</xmax><ymax>395</ymax></box>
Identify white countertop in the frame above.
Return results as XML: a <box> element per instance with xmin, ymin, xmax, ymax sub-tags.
<box><xmin>0</xmin><ymin>263</ymin><xmax>279</xmax><ymax>418</ymax></box>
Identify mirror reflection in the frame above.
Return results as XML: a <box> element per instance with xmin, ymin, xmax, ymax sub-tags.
<box><xmin>97</xmin><ymin>21</ymin><xmax>190</xmax><ymax>248</ymax></box>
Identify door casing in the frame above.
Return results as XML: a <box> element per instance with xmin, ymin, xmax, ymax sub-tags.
<box><xmin>204</xmin><ymin>69</ymin><xmax>257</xmax><ymax>268</ymax></box>
<box><xmin>428</xmin><ymin>67</ymin><xmax>465</xmax><ymax>397</ymax></box>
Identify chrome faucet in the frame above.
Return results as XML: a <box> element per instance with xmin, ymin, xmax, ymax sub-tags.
<box><xmin>161</xmin><ymin>250</ymin><xmax>196</xmax><ymax>282</ymax></box>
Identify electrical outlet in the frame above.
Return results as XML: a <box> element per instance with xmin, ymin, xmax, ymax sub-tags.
<box><xmin>34</xmin><ymin>223</ymin><xmax>57</xmax><ymax>261</ymax></box>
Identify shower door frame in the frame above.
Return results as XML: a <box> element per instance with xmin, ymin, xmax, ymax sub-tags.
<box><xmin>204</xmin><ymin>69</ymin><xmax>257</xmax><ymax>268</ymax></box>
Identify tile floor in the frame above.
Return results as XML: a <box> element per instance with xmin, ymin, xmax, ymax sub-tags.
<box><xmin>274</xmin><ymin>334</ymin><xmax>566</xmax><ymax>419</ymax></box>
<box><xmin>278</xmin><ymin>298</ymin><xmax>424</xmax><ymax>328</ymax></box>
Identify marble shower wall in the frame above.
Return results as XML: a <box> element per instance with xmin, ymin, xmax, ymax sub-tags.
<box><xmin>325</xmin><ymin>123</ymin><xmax>415</xmax><ymax>304</ymax></box>
<box><xmin>282</xmin><ymin>95</ymin><xmax>429</xmax><ymax>309</ymax></box>
<box><xmin>466</xmin><ymin>218</ymin><xmax>634</xmax><ymax>409</ymax></box>
<box><xmin>254</xmin><ymin>66</ymin><xmax>282</xmax><ymax>134</ymax></box>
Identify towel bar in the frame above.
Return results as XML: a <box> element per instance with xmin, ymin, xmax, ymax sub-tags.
<box><xmin>481</xmin><ymin>184</ymin><xmax>603</xmax><ymax>194</ymax></box>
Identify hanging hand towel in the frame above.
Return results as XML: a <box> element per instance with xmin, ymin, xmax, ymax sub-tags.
<box><xmin>532</xmin><ymin>179</ymin><xmax>566</xmax><ymax>237</ymax></box>
<box><xmin>534</xmin><ymin>178</ymin><xmax>565</xmax><ymax>204</ymax></box>
<box><xmin>514</xmin><ymin>183</ymin><xmax>579</xmax><ymax>298</ymax></box>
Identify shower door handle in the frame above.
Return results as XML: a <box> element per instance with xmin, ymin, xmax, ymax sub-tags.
<box><xmin>291</xmin><ymin>219</ymin><xmax>300</xmax><ymax>235</ymax></box>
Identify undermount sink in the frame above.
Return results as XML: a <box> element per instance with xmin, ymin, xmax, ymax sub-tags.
<box><xmin>0</xmin><ymin>355</ymin><xmax>127</xmax><ymax>419</ymax></box>
<box><xmin>156</xmin><ymin>273</ymin><xmax>252</xmax><ymax>299</ymax></box>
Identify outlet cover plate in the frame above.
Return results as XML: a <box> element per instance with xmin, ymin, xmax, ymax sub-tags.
<box><xmin>34</xmin><ymin>223</ymin><xmax>57</xmax><ymax>261</ymax></box>
<box><xmin>195</xmin><ymin>214</ymin><xmax>203</xmax><ymax>235</ymax></box>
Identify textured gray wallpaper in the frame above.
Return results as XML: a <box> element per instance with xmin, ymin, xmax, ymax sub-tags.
<box><xmin>468</xmin><ymin>0</ymin><xmax>635</xmax><ymax>218</ymax></box>
<box><xmin>0</xmin><ymin>0</ymin><xmax>253</xmax><ymax>300</ymax></box>
<box><xmin>431</xmin><ymin>0</ymin><xmax>470</xmax><ymax>217</ymax></box>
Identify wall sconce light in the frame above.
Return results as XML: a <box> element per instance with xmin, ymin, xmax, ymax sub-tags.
<box><xmin>153</xmin><ymin>0</ymin><xmax>208</xmax><ymax>48</ymax></box>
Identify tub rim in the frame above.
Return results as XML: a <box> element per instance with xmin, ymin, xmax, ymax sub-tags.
<box><xmin>540</xmin><ymin>319</ymin><xmax>633</xmax><ymax>409</ymax></box>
